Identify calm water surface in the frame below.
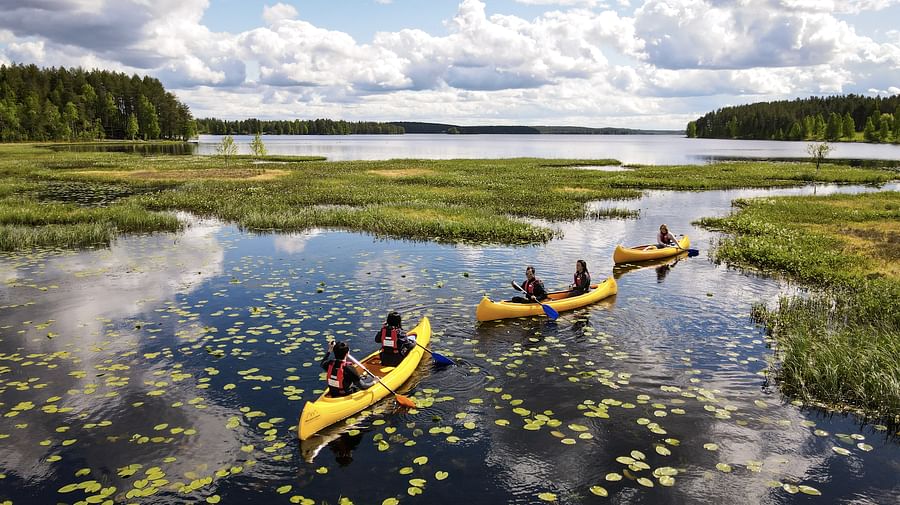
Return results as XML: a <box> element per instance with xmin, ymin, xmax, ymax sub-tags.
<box><xmin>1</xmin><ymin>184</ymin><xmax>898</xmax><ymax>504</ymax></box>
<box><xmin>194</xmin><ymin>134</ymin><xmax>900</xmax><ymax>164</ymax></box>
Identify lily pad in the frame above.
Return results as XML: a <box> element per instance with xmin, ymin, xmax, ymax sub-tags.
<box><xmin>589</xmin><ymin>485</ymin><xmax>608</xmax><ymax>496</ymax></box>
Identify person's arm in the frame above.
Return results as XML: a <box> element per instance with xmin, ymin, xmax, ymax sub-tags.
<box><xmin>347</xmin><ymin>364</ymin><xmax>373</xmax><ymax>388</ymax></box>
<box><xmin>321</xmin><ymin>341</ymin><xmax>334</xmax><ymax>370</ymax></box>
<box><xmin>375</xmin><ymin>329</ymin><xmax>382</xmax><ymax>343</ymax></box>
<box><xmin>531</xmin><ymin>280</ymin><xmax>548</xmax><ymax>301</ymax></box>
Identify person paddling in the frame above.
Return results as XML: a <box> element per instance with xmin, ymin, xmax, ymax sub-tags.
<box><xmin>320</xmin><ymin>341</ymin><xmax>373</xmax><ymax>397</ymax></box>
<box><xmin>511</xmin><ymin>265</ymin><xmax>548</xmax><ymax>303</ymax></box>
<box><xmin>656</xmin><ymin>224</ymin><xmax>678</xmax><ymax>249</ymax></box>
<box><xmin>375</xmin><ymin>311</ymin><xmax>416</xmax><ymax>366</ymax></box>
<box><xmin>569</xmin><ymin>259</ymin><xmax>591</xmax><ymax>295</ymax></box>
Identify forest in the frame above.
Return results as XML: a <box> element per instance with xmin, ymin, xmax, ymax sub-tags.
<box><xmin>687</xmin><ymin>94</ymin><xmax>900</xmax><ymax>142</ymax></box>
<box><xmin>196</xmin><ymin>118</ymin><xmax>405</xmax><ymax>135</ymax></box>
<box><xmin>0</xmin><ymin>64</ymin><xmax>195</xmax><ymax>142</ymax></box>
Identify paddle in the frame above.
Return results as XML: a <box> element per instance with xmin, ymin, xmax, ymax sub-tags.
<box><xmin>511</xmin><ymin>281</ymin><xmax>559</xmax><ymax>320</ymax></box>
<box><xmin>347</xmin><ymin>354</ymin><xmax>416</xmax><ymax>408</ymax></box>
<box><xmin>415</xmin><ymin>341</ymin><xmax>454</xmax><ymax>366</ymax></box>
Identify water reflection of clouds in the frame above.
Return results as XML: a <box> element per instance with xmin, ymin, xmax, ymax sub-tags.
<box><xmin>273</xmin><ymin>229</ymin><xmax>325</xmax><ymax>255</ymax></box>
<box><xmin>2</xmin><ymin>221</ymin><xmax>225</xmax><ymax>353</ymax></box>
<box><xmin>0</xmin><ymin>220</ymin><xmax>237</xmax><ymax>486</ymax></box>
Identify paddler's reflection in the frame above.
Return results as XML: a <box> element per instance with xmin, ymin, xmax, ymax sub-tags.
<box><xmin>328</xmin><ymin>431</ymin><xmax>363</xmax><ymax>466</ymax></box>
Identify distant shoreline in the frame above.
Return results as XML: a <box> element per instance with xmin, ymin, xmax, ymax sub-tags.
<box><xmin>389</xmin><ymin>122</ymin><xmax>680</xmax><ymax>135</ymax></box>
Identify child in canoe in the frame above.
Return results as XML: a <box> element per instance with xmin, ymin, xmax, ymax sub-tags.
<box><xmin>375</xmin><ymin>311</ymin><xmax>416</xmax><ymax>366</ymax></box>
<box><xmin>656</xmin><ymin>224</ymin><xmax>678</xmax><ymax>249</ymax></box>
<box><xmin>321</xmin><ymin>341</ymin><xmax>373</xmax><ymax>397</ymax></box>
<box><xmin>569</xmin><ymin>259</ymin><xmax>591</xmax><ymax>295</ymax></box>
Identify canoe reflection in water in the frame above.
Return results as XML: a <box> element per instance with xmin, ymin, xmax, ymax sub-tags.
<box><xmin>612</xmin><ymin>251</ymin><xmax>690</xmax><ymax>283</ymax></box>
<box><xmin>328</xmin><ymin>431</ymin><xmax>363</xmax><ymax>466</ymax></box>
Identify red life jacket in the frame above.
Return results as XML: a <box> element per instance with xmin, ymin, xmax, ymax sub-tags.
<box><xmin>380</xmin><ymin>326</ymin><xmax>400</xmax><ymax>353</ymax></box>
<box><xmin>524</xmin><ymin>278</ymin><xmax>540</xmax><ymax>295</ymax></box>
<box><xmin>326</xmin><ymin>360</ymin><xmax>346</xmax><ymax>394</ymax></box>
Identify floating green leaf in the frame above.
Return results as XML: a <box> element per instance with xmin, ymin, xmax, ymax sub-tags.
<box><xmin>799</xmin><ymin>485</ymin><xmax>821</xmax><ymax>495</ymax></box>
<box><xmin>589</xmin><ymin>485</ymin><xmax>607</xmax><ymax>496</ymax></box>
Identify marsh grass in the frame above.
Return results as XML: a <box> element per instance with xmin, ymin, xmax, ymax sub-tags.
<box><xmin>0</xmin><ymin>143</ymin><xmax>897</xmax><ymax>250</ymax></box>
<box><xmin>587</xmin><ymin>208</ymin><xmax>640</xmax><ymax>219</ymax></box>
<box><xmin>0</xmin><ymin>222</ymin><xmax>114</xmax><ymax>250</ymax></box>
<box><xmin>700</xmin><ymin>191</ymin><xmax>900</xmax><ymax>417</ymax></box>
<box><xmin>752</xmin><ymin>281</ymin><xmax>900</xmax><ymax>416</ymax></box>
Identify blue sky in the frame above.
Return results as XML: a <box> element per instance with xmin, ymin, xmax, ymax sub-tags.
<box><xmin>1</xmin><ymin>0</ymin><xmax>899</xmax><ymax>128</ymax></box>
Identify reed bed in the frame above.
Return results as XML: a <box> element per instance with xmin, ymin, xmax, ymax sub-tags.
<box><xmin>700</xmin><ymin>191</ymin><xmax>900</xmax><ymax>418</ymax></box>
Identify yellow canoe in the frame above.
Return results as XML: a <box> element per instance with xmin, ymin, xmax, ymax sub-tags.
<box><xmin>613</xmin><ymin>235</ymin><xmax>690</xmax><ymax>264</ymax></box>
<box><xmin>298</xmin><ymin>317</ymin><xmax>431</xmax><ymax>440</ymax></box>
<box><xmin>475</xmin><ymin>277</ymin><xmax>617</xmax><ymax>322</ymax></box>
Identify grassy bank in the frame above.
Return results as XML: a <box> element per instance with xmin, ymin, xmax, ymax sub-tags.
<box><xmin>698</xmin><ymin>192</ymin><xmax>900</xmax><ymax>417</ymax></box>
<box><xmin>0</xmin><ymin>143</ymin><xmax>897</xmax><ymax>249</ymax></box>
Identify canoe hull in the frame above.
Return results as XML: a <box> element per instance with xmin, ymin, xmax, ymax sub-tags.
<box><xmin>613</xmin><ymin>236</ymin><xmax>690</xmax><ymax>264</ymax></box>
<box><xmin>298</xmin><ymin>317</ymin><xmax>431</xmax><ymax>440</ymax></box>
<box><xmin>475</xmin><ymin>277</ymin><xmax>617</xmax><ymax>322</ymax></box>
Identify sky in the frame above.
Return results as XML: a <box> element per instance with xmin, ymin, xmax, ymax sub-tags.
<box><xmin>1</xmin><ymin>0</ymin><xmax>899</xmax><ymax>129</ymax></box>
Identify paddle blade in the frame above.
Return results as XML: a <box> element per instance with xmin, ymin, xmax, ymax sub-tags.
<box><xmin>686</xmin><ymin>248</ymin><xmax>700</xmax><ymax>257</ymax></box>
<box><xmin>395</xmin><ymin>395</ymin><xmax>416</xmax><ymax>408</ymax></box>
<box><xmin>431</xmin><ymin>351</ymin><xmax>455</xmax><ymax>366</ymax></box>
<box><xmin>541</xmin><ymin>303</ymin><xmax>559</xmax><ymax>320</ymax></box>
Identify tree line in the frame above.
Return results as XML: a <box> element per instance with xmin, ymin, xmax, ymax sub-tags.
<box><xmin>196</xmin><ymin>118</ymin><xmax>405</xmax><ymax>135</ymax></box>
<box><xmin>687</xmin><ymin>94</ymin><xmax>900</xmax><ymax>143</ymax></box>
<box><xmin>0</xmin><ymin>64</ymin><xmax>196</xmax><ymax>142</ymax></box>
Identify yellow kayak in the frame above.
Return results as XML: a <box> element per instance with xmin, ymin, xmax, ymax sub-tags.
<box><xmin>613</xmin><ymin>235</ymin><xmax>690</xmax><ymax>264</ymax></box>
<box><xmin>475</xmin><ymin>277</ymin><xmax>617</xmax><ymax>322</ymax></box>
<box><xmin>298</xmin><ymin>317</ymin><xmax>431</xmax><ymax>440</ymax></box>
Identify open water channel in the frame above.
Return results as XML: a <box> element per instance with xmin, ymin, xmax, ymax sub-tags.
<box><xmin>1</xmin><ymin>173</ymin><xmax>898</xmax><ymax>504</ymax></box>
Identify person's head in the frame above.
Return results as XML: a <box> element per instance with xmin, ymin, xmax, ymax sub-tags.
<box><xmin>525</xmin><ymin>266</ymin><xmax>536</xmax><ymax>280</ymax></box>
<box><xmin>386</xmin><ymin>311</ymin><xmax>402</xmax><ymax>328</ymax></box>
<box><xmin>576</xmin><ymin>259</ymin><xmax>588</xmax><ymax>274</ymax></box>
<box><xmin>659</xmin><ymin>224</ymin><xmax>669</xmax><ymax>234</ymax></box>
<box><xmin>332</xmin><ymin>341</ymin><xmax>349</xmax><ymax>360</ymax></box>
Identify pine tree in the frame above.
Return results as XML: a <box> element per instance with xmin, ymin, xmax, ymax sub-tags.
<box><xmin>686</xmin><ymin>121</ymin><xmax>697</xmax><ymax>138</ymax></box>
<box><xmin>842</xmin><ymin>112</ymin><xmax>855</xmax><ymax>139</ymax></box>
<box><xmin>879</xmin><ymin>114</ymin><xmax>891</xmax><ymax>142</ymax></box>
<box><xmin>825</xmin><ymin>112</ymin><xmax>842</xmax><ymax>141</ymax></box>
<box><xmin>726</xmin><ymin>116</ymin><xmax>739</xmax><ymax>138</ymax></box>
<box><xmin>863</xmin><ymin>117</ymin><xmax>877</xmax><ymax>142</ymax></box>
<box><xmin>814</xmin><ymin>114</ymin><xmax>826</xmax><ymax>140</ymax></box>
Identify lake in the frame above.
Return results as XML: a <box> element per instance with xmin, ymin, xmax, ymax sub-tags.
<box><xmin>1</xmin><ymin>182</ymin><xmax>898</xmax><ymax>504</ymax></box>
<box><xmin>56</xmin><ymin>135</ymin><xmax>900</xmax><ymax>164</ymax></box>
<box><xmin>197</xmin><ymin>134</ymin><xmax>900</xmax><ymax>164</ymax></box>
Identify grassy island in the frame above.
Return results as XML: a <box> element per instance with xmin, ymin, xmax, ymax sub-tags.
<box><xmin>1</xmin><ymin>143</ymin><xmax>896</xmax><ymax>250</ymax></box>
